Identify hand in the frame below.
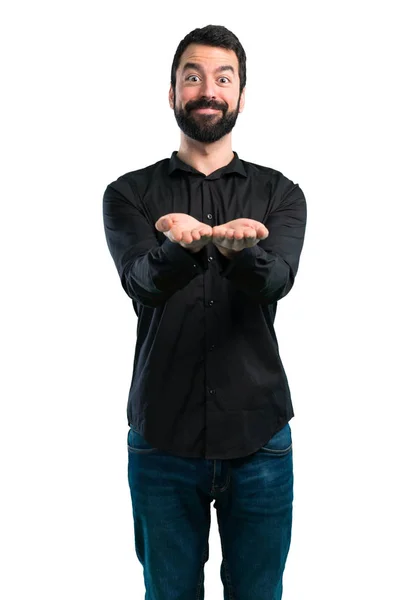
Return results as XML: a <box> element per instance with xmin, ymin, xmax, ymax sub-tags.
<box><xmin>212</xmin><ymin>219</ymin><xmax>269</xmax><ymax>254</ymax></box>
<box><xmin>155</xmin><ymin>213</ymin><xmax>213</xmax><ymax>253</ymax></box>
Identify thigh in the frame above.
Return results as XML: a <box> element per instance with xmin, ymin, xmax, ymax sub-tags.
<box><xmin>215</xmin><ymin>423</ymin><xmax>294</xmax><ymax>600</ymax></box>
<box><xmin>127</xmin><ymin>428</ymin><xmax>212</xmax><ymax>600</ymax></box>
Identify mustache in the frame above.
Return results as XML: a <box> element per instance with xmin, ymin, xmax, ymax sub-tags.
<box><xmin>185</xmin><ymin>99</ymin><xmax>227</xmax><ymax>112</ymax></box>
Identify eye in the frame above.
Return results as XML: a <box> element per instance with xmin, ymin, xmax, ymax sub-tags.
<box><xmin>219</xmin><ymin>77</ymin><xmax>230</xmax><ymax>84</ymax></box>
<box><xmin>186</xmin><ymin>75</ymin><xmax>200</xmax><ymax>82</ymax></box>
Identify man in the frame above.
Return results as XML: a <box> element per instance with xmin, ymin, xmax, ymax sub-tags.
<box><xmin>103</xmin><ymin>24</ymin><xmax>307</xmax><ymax>600</ymax></box>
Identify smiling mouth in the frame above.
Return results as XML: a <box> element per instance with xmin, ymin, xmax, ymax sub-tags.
<box><xmin>192</xmin><ymin>108</ymin><xmax>221</xmax><ymax>114</ymax></box>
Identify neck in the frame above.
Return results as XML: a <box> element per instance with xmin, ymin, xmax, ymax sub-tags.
<box><xmin>177</xmin><ymin>134</ymin><xmax>234</xmax><ymax>176</ymax></box>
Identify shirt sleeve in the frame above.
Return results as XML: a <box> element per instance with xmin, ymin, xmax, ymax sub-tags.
<box><xmin>103</xmin><ymin>177</ymin><xmax>206</xmax><ymax>307</ymax></box>
<box><xmin>218</xmin><ymin>179</ymin><xmax>307</xmax><ymax>304</ymax></box>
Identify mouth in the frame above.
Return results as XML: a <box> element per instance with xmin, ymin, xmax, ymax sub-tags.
<box><xmin>192</xmin><ymin>108</ymin><xmax>221</xmax><ymax>114</ymax></box>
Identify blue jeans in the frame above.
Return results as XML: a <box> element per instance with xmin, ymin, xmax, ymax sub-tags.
<box><xmin>127</xmin><ymin>423</ymin><xmax>293</xmax><ymax>600</ymax></box>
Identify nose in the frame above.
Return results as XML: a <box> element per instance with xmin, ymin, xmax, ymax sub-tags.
<box><xmin>199</xmin><ymin>75</ymin><xmax>218</xmax><ymax>99</ymax></box>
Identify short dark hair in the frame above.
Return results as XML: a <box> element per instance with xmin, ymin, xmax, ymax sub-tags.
<box><xmin>170</xmin><ymin>25</ymin><xmax>246</xmax><ymax>96</ymax></box>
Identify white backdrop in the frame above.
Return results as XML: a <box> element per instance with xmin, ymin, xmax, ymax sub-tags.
<box><xmin>1</xmin><ymin>1</ymin><xmax>399</xmax><ymax>598</ymax></box>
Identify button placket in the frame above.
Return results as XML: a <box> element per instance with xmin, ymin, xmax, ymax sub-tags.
<box><xmin>203</xmin><ymin>180</ymin><xmax>217</xmax><ymax>407</ymax></box>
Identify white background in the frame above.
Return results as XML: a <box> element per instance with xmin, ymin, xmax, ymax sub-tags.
<box><xmin>1</xmin><ymin>1</ymin><xmax>399</xmax><ymax>598</ymax></box>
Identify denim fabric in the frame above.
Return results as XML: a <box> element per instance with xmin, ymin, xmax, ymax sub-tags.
<box><xmin>127</xmin><ymin>423</ymin><xmax>293</xmax><ymax>600</ymax></box>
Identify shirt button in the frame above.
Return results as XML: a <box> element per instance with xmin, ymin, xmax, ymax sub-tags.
<box><xmin>210</xmin><ymin>345</ymin><xmax>215</xmax><ymax>351</ymax></box>
<box><xmin>208</xmin><ymin>300</ymin><xmax>214</xmax><ymax>306</ymax></box>
<box><xmin>208</xmin><ymin>256</ymin><xmax>214</xmax><ymax>262</ymax></box>
<box><xmin>207</xmin><ymin>213</ymin><xmax>213</xmax><ymax>220</ymax></box>
<box><xmin>209</xmin><ymin>389</ymin><xmax>216</xmax><ymax>395</ymax></box>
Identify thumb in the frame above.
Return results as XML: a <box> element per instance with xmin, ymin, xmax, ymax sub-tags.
<box><xmin>156</xmin><ymin>217</ymin><xmax>171</xmax><ymax>232</ymax></box>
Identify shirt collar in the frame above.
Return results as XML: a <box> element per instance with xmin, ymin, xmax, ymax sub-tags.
<box><xmin>168</xmin><ymin>150</ymin><xmax>247</xmax><ymax>180</ymax></box>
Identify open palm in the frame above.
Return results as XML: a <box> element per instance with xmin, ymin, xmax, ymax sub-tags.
<box><xmin>155</xmin><ymin>213</ymin><xmax>213</xmax><ymax>252</ymax></box>
<box><xmin>213</xmin><ymin>219</ymin><xmax>269</xmax><ymax>251</ymax></box>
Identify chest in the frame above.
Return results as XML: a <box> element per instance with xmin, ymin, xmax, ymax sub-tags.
<box><xmin>139</xmin><ymin>176</ymin><xmax>274</xmax><ymax>235</ymax></box>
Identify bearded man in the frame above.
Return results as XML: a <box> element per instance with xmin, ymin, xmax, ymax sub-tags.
<box><xmin>103</xmin><ymin>23</ymin><xmax>307</xmax><ymax>600</ymax></box>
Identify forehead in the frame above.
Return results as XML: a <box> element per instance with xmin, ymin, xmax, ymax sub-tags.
<box><xmin>177</xmin><ymin>44</ymin><xmax>239</xmax><ymax>73</ymax></box>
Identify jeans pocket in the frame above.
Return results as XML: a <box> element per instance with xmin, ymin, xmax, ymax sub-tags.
<box><xmin>127</xmin><ymin>428</ymin><xmax>159</xmax><ymax>453</ymax></box>
<box><xmin>259</xmin><ymin>423</ymin><xmax>292</xmax><ymax>456</ymax></box>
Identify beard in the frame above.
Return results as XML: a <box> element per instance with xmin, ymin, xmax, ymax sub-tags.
<box><xmin>173</xmin><ymin>94</ymin><xmax>241</xmax><ymax>143</ymax></box>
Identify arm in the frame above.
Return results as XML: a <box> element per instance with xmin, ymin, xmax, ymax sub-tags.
<box><xmin>218</xmin><ymin>180</ymin><xmax>307</xmax><ymax>304</ymax></box>
<box><xmin>103</xmin><ymin>178</ymin><xmax>205</xmax><ymax>308</ymax></box>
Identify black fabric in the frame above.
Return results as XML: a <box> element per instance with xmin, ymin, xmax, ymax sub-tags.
<box><xmin>103</xmin><ymin>150</ymin><xmax>307</xmax><ymax>459</ymax></box>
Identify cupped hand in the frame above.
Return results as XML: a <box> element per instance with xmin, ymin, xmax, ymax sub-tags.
<box><xmin>212</xmin><ymin>218</ymin><xmax>269</xmax><ymax>251</ymax></box>
<box><xmin>155</xmin><ymin>213</ymin><xmax>213</xmax><ymax>253</ymax></box>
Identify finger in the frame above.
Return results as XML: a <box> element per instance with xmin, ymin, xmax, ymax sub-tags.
<box><xmin>170</xmin><ymin>226</ymin><xmax>183</xmax><ymax>242</ymax></box>
<box><xmin>243</xmin><ymin>227</ymin><xmax>257</xmax><ymax>238</ymax></box>
<box><xmin>245</xmin><ymin>236</ymin><xmax>257</xmax><ymax>247</ymax></box>
<box><xmin>256</xmin><ymin>226</ymin><xmax>269</xmax><ymax>239</ymax></box>
<box><xmin>213</xmin><ymin>227</ymin><xmax>226</xmax><ymax>238</ymax></box>
<box><xmin>198</xmin><ymin>227</ymin><xmax>213</xmax><ymax>237</ymax></box>
<box><xmin>181</xmin><ymin>230</ymin><xmax>193</xmax><ymax>244</ymax></box>
<box><xmin>191</xmin><ymin>230</ymin><xmax>201</xmax><ymax>241</ymax></box>
<box><xmin>242</xmin><ymin>226</ymin><xmax>257</xmax><ymax>239</ymax></box>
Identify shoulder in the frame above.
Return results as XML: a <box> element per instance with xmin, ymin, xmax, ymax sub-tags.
<box><xmin>240</xmin><ymin>158</ymin><xmax>306</xmax><ymax>215</ymax></box>
<box><xmin>240</xmin><ymin>157</ymin><xmax>302</xmax><ymax>197</ymax></box>
<box><xmin>103</xmin><ymin>158</ymin><xmax>170</xmax><ymax>207</ymax></box>
<box><xmin>241</xmin><ymin>157</ymin><xmax>293</xmax><ymax>185</ymax></box>
<box><xmin>106</xmin><ymin>157</ymin><xmax>170</xmax><ymax>193</ymax></box>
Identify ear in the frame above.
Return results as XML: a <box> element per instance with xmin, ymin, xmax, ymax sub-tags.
<box><xmin>238</xmin><ymin>87</ymin><xmax>246</xmax><ymax>113</ymax></box>
<box><xmin>168</xmin><ymin>85</ymin><xmax>174</xmax><ymax>110</ymax></box>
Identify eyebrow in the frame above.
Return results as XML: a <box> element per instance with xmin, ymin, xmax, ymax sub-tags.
<box><xmin>182</xmin><ymin>62</ymin><xmax>235</xmax><ymax>75</ymax></box>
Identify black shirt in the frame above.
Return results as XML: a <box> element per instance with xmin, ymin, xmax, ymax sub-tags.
<box><xmin>103</xmin><ymin>150</ymin><xmax>307</xmax><ymax>459</ymax></box>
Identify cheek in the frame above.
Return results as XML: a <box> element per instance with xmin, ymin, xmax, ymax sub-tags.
<box><xmin>230</xmin><ymin>94</ymin><xmax>241</xmax><ymax>109</ymax></box>
<box><xmin>179</xmin><ymin>89</ymin><xmax>196</xmax><ymax>105</ymax></box>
